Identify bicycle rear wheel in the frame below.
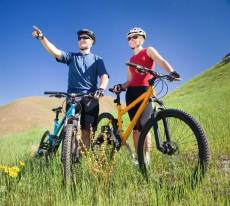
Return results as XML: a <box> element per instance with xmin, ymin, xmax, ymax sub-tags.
<box><xmin>137</xmin><ymin>109</ymin><xmax>210</xmax><ymax>186</ymax></box>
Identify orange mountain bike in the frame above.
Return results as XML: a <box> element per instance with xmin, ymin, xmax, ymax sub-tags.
<box><xmin>93</xmin><ymin>62</ymin><xmax>210</xmax><ymax>185</ymax></box>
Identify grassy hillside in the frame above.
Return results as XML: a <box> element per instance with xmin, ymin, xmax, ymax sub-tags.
<box><xmin>0</xmin><ymin>61</ymin><xmax>229</xmax><ymax>205</ymax></box>
<box><xmin>0</xmin><ymin>96</ymin><xmax>115</xmax><ymax>138</ymax></box>
<box><xmin>165</xmin><ymin>61</ymin><xmax>230</xmax><ymax>155</ymax></box>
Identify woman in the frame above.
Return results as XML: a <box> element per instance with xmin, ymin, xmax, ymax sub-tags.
<box><xmin>114</xmin><ymin>27</ymin><xmax>180</xmax><ymax>163</ymax></box>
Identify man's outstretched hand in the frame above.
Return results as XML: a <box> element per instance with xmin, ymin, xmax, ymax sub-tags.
<box><xmin>32</xmin><ymin>25</ymin><xmax>44</xmax><ymax>40</ymax></box>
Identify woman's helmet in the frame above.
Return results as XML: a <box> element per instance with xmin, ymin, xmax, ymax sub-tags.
<box><xmin>127</xmin><ymin>27</ymin><xmax>146</xmax><ymax>39</ymax></box>
<box><xmin>77</xmin><ymin>29</ymin><xmax>96</xmax><ymax>44</ymax></box>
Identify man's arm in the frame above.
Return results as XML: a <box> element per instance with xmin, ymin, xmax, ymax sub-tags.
<box><xmin>98</xmin><ymin>74</ymin><xmax>109</xmax><ymax>90</ymax></box>
<box><xmin>147</xmin><ymin>47</ymin><xmax>174</xmax><ymax>73</ymax></box>
<box><xmin>32</xmin><ymin>26</ymin><xmax>62</xmax><ymax>60</ymax></box>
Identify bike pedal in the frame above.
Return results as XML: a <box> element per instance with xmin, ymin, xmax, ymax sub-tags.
<box><xmin>35</xmin><ymin>150</ymin><xmax>44</xmax><ymax>157</ymax></box>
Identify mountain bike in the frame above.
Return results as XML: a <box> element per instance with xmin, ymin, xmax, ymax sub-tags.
<box><xmin>36</xmin><ymin>91</ymin><xmax>93</xmax><ymax>182</ymax></box>
<box><xmin>95</xmin><ymin>62</ymin><xmax>210</xmax><ymax>185</ymax></box>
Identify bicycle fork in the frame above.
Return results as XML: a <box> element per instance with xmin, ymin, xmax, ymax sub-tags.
<box><xmin>151</xmin><ymin>115</ymin><xmax>177</xmax><ymax>155</ymax></box>
<box><xmin>71</xmin><ymin>118</ymin><xmax>82</xmax><ymax>163</ymax></box>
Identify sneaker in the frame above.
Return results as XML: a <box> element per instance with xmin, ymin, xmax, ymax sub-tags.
<box><xmin>132</xmin><ymin>154</ymin><xmax>139</xmax><ymax>166</ymax></box>
<box><xmin>145</xmin><ymin>152</ymin><xmax>151</xmax><ymax>167</ymax></box>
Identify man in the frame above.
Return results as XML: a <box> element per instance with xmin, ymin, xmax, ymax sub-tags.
<box><xmin>32</xmin><ymin>26</ymin><xmax>109</xmax><ymax>150</ymax></box>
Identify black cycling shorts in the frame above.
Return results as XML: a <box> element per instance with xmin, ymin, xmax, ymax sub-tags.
<box><xmin>125</xmin><ymin>86</ymin><xmax>153</xmax><ymax>131</ymax></box>
<box><xmin>66</xmin><ymin>98</ymin><xmax>99</xmax><ymax>130</ymax></box>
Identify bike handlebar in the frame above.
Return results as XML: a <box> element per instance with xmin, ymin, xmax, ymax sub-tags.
<box><xmin>126</xmin><ymin>62</ymin><xmax>158</xmax><ymax>76</ymax></box>
<box><xmin>44</xmin><ymin>91</ymin><xmax>94</xmax><ymax>98</ymax></box>
<box><xmin>126</xmin><ymin>62</ymin><xmax>181</xmax><ymax>81</ymax></box>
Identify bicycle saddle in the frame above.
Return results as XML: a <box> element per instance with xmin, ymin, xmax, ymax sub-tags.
<box><xmin>52</xmin><ymin>107</ymin><xmax>62</xmax><ymax>113</ymax></box>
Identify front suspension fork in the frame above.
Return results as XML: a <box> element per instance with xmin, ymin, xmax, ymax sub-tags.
<box><xmin>151</xmin><ymin>114</ymin><xmax>172</xmax><ymax>153</ymax></box>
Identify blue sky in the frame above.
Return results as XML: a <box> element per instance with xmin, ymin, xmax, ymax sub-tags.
<box><xmin>0</xmin><ymin>0</ymin><xmax>229</xmax><ymax>105</ymax></box>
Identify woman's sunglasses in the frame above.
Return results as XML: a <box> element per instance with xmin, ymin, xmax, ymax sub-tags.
<box><xmin>128</xmin><ymin>35</ymin><xmax>139</xmax><ymax>41</ymax></box>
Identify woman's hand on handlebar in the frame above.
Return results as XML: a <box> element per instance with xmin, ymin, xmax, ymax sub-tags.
<box><xmin>168</xmin><ymin>71</ymin><xmax>181</xmax><ymax>81</ymax></box>
<box><xmin>110</xmin><ymin>84</ymin><xmax>126</xmax><ymax>93</ymax></box>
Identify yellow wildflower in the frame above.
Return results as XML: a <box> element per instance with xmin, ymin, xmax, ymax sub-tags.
<box><xmin>0</xmin><ymin>165</ymin><xmax>7</xmax><ymax>171</ymax></box>
<box><xmin>4</xmin><ymin>167</ymin><xmax>10</xmax><ymax>174</ymax></box>
<box><xmin>19</xmin><ymin>160</ymin><xmax>25</xmax><ymax>167</ymax></box>
<box><xmin>8</xmin><ymin>170</ymin><xmax>19</xmax><ymax>178</ymax></box>
<box><xmin>10</xmin><ymin>166</ymin><xmax>20</xmax><ymax>173</ymax></box>
<box><xmin>0</xmin><ymin>162</ymin><xmax>25</xmax><ymax>178</ymax></box>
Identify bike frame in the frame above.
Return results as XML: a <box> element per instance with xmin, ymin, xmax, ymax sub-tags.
<box><xmin>117</xmin><ymin>86</ymin><xmax>156</xmax><ymax>144</ymax></box>
<box><xmin>49</xmin><ymin>103</ymin><xmax>76</xmax><ymax>143</ymax></box>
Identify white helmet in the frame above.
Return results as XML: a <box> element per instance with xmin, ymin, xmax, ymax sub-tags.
<box><xmin>127</xmin><ymin>27</ymin><xmax>146</xmax><ymax>39</ymax></box>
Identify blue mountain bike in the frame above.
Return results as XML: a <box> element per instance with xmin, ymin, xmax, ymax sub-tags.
<box><xmin>36</xmin><ymin>91</ymin><xmax>93</xmax><ymax>182</ymax></box>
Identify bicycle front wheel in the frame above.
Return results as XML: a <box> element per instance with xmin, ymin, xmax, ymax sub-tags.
<box><xmin>62</xmin><ymin>124</ymin><xmax>75</xmax><ymax>183</ymax></box>
<box><xmin>36</xmin><ymin>130</ymin><xmax>51</xmax><ymax>162</ymax></box>
<box><xmin>92</xmin><ymin>113</ymin><xmax>118</xmax><ymax>161</ymax></box>
<box><xmin>137</xmin><ymin>109</ymin><xmax>210</xmax><ymax>186</ymax></box>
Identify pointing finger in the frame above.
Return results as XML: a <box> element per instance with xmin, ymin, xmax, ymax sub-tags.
<box><xmin>32</xmin><ymin>25</ymin><xmax>40</xmax><ymax>32</ymax></box>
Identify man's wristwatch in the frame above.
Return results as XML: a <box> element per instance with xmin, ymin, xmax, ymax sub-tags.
<box><xmin>37</xmin><ymin>33</ymin><xmax>44</xmax><ymax>40</ymax></box>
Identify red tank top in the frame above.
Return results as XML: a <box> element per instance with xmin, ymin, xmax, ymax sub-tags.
<box><xmin>128</xmin><ymin>48</ymin><xmax>155</xmax><ymax>86</ymax></box>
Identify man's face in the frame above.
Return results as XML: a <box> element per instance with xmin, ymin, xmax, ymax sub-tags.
<box><xmin>78</xmin><ymin>34</ymin><xmax>93</xmax><ymax>50</ymax></box>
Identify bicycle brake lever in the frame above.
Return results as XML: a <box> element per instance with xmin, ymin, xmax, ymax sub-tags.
<box><xmin>166</xmin><ymin>76</ymin><xmax>182</xmax><ymax>82</ymax></box>
<box><xmin>174</xmin><ymin>78</ymin><xmax>182</xmax><ymax>81</ymax></box>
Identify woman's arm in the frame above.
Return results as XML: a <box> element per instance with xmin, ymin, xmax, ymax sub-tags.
<box><xmin>147</xmin><ymin>47</ymin><xmax>174</xmax><ymax>73</ymax></box>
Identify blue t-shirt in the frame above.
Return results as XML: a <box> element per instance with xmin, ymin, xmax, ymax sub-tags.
<box><xmin>57</xmin><ymin>51</ymin><xmax>109</xmax><ymax>93</ymax></box>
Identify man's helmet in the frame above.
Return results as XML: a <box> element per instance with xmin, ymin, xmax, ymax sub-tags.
<box><xmin>77</xmin><ymin>29</ymin><xmax>96</xmax><ymax>44</ymax></box>
<box><xmin>127</xmin><ymin>27</ymin><xmax>146</xmax><ymax>39</ymax></box>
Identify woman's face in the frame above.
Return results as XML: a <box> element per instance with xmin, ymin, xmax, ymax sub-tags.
<box><xmin>128</xmin><ymin>34</ymin><xmax>144</xmax><ymax>49</ymax></box>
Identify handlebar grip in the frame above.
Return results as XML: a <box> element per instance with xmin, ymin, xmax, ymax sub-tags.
<box><xmin>44</xmin><ymin>91</ymin><xmax>68</xmax><ymax>96</ymax></box>
<box><xmin>44</xmin><ymin>91</ymin><xmax>57</xmax><ymax>95</ymax></box>
<box><xmin>109</xmin><ymin>87</ymin><xmax>126</xmax><ymax>94</ymax></box>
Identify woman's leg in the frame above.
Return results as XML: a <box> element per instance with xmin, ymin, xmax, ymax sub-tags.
<box><xmin>133</xmin><ymin>130</ymin><xmax>151</xmax><ymax>154</ymax></box>
<box><xmin>133</xmin><ymin>129</ymin><xmax>139</xmax><ymax>154</ymax></box>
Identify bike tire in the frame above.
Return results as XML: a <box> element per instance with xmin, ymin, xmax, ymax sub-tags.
<box><xmin>36</xmin><ymin>130</ymin><xmax>51</xmax><ymax>161</ymax></box>
<box><xmin>137</xmin><ymin>109</ymin><xmax>210</xmax><ymax>186</ymax></box>
<box><xmin>62</xmin><ymin>124</ymin><xmax>75</xmax><ymax>183</ymax></box>
<box><xmin>92</xmin><ymin>112</ymin><xmax>118</xmax><ymax>160</ymax></box>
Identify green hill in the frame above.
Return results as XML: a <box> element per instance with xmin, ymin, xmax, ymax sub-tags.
<box><xmin>165</xmin><ymin>60</ymin><xmax>230</xmax><ymax>155</ymax></box>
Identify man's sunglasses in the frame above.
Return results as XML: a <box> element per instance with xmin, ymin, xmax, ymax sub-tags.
<box><xmin>78</xmin><ymin>35</ymin><xmax>91</xmax><ymax>41</ymax></box>
<box><xmin>128</xmin><ymin>35</ymin><xmax>139</xmax><ymax>41</ymax></box>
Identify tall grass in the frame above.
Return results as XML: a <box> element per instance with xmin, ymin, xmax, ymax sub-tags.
<box><xmin>0</xmin><ymin>131</ymin><xmax>229</xmax><ymax>206</ymax></box>
<box><xmin>0</xmin><ymin>63</ymin><xmax>230</xmax><ymax>205</ymax></box>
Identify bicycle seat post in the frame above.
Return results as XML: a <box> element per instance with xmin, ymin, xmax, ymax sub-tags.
<box><xmin>55</xmin><ymin>111</ymin><xmax>60</xmax><ymax>122</ymax></box>
<box><xmin>52</xmin><ymin>107</ymin><xmax>62</xmax><ymax>122</ymax></box>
